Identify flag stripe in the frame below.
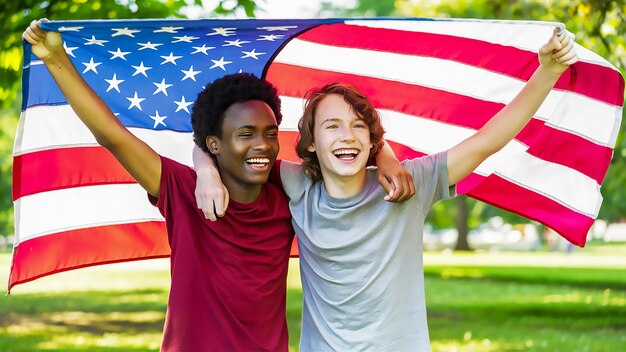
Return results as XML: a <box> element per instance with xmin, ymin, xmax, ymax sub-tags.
<box><xmin>271</xmin><ymin>42</ymin><xmax>621</xmax><ymax>146</ymax></box>
<box><xmin>298</xmin><ymin>23</ymin><xmax>623</xmax><ymax>106</ymax></box>
<box><xmin>459</xmin><ymin>173</ymin><xmax>594</xmax><ymax>247</ymax></box>
<box><xmin>15</xmin><ymin>184</ymin><xmax>163</xmax><ymax>243</ymax></box>
<box><xmin>9</xmin><ymin>221</ymin><xmax>169</xmax><ymax>292</ymax></box>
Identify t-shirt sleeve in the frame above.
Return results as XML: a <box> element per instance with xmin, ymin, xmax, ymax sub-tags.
<box><xmin>148</xmin><ymin>156</ymin><xmax>196</xmax><ymax>219</ymax></box>
<box><xmin>403</xmin><ymin>151</ymin><xmax>456</xmax><ymax>214</ymax></box>
<box><xmin>277</xmin><ymin>160</ymin><xmax>308</xmax><ymax>200</ymax></box>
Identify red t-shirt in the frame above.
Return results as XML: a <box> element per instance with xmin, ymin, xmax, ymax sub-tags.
<box><xmin>150</xmin><ymin>156</ymin><xmax>294</xmax><ymax>352</ymax></box>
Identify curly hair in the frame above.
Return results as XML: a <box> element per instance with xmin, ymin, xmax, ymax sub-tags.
<box><xmin>191</xmin><ymin>73</ymin><xmax>282</xmax><ymax>153</ymax></box>
<box><xmin>296</xmin><ymin>83</ymin><xmax>386</xmax><ymax>183</ymax></box>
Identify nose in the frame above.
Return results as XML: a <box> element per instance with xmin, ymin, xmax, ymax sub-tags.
<box><xmin>339</xmin><ymin>126</ymin><xmax>355</xmax><ymax>143</ymax></box>
<box><xmin>252</xmin><ymin>136</ymin><xmax>271</xmax><ymax>151</ymax></box>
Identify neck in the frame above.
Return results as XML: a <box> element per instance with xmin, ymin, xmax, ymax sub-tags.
<box><xmin>219</xmin><ymin>172</ymin><xmax>263</xmax><ymax>204</ymax></box>
<box><xmin>321</xmin><ymin>170</ymin><xmax>367</xmax><ymax>199</ymax></box>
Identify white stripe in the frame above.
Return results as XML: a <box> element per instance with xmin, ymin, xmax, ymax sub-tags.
<box><xmin>14</xmin><ymin>184</ymin><xmax>164</xmax><ymax>244</ymax></box>
<box><xmin>281</xmin><ymin>96</ymin><xmax>601</xmax><ymax>216</ymax></box>
<box><xmin>346</xmin><ymin>19</ymin><xmax>618</xmax><ymax>70</ymax></box>
<box><xmin>14</xmin><ymin>105</ymin><xmax>194</xmax><ymax>165</ymax></box>
<box><xmin>274</xmin><ymin>39</ymin><xmax>620</xmax><ymax>147</ymax></box>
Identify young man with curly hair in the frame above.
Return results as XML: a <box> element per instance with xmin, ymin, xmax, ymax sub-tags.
<box><xmin>24</xmin><ymin>19</ymin><xmax>413</xmax><ymax>352</ymax></box>
<box><xmin>195</xmin><ymin>29</ymin><xmax>578</xmax><ymax>351</ymax></box>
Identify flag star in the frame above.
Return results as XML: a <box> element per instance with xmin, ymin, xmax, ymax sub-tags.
<box><xmin>81</xmin><ymin>57</ymin><xmax>102</xmax><ymax>74</ymax></box>
<box><xmin>258</xmin><ymin>34</ymin><xmax>284</xmax><ymax>42</ymax></box>
<box><xmin>191</xmin><ymin>44</ymin><xmax>215</xmax><ymax>55</ymax></box>
<box><xmin>181</xmin><ymin>65</ymin><xmax>201</xmax><ymax>81</ymax></box>
<box><xmin>105</xmin><ymin>73</ymin><xmax>125</xmax><ymax>93</ymax></box>
<box><xmin>127</xmin><ymin>92</ymin><xmax>145</xmax><ymax>111</ymax></box>
<box><xmin>108</xmin><ymin>48</ymin><xmax>131</xmax><ymax>61</ymax></box>
<box><xmin>241</xmin><ymin>48</ymin><xmax>265</xmax><ymax>60</ymax></box>
<box><xmin>172</xmin><ymin>35</ymin><xmax>199</xmax><ymax>43</ymax></box>
<box><xmin>83</xmin><ymin>35</ymin><xmax>109</xmax><ymax>46</ymax></box>
<box><xmin>63</xmin><ymin>42</ymin><xmax>78</xmax><ymax>58</ymax></box>
<box><xmin>223</xmin><ymin>39</ymin><xmax>250</xmax><ymax>47</ymax></box>
<box><xmin>132</xmin><ymin>61</ymin><xmax>152</xmax><ymax>77</ymax></box>
<box><xmin>149</xmin><ymin>111</ymin><xmax>168</xmax><ymax>128</ymax></box>
<box><xmin>174</xmin><ymin>96</ymin><xmax>193</xmax><ymax>113</ymax></box>
<box><xmin>153</xmin><ymin>78</ymin><xmax>173</xmax><ymax>96</ymax></box>
<box><xmin>138</xmin><ymin>41</ymin><xmax>163</xmax><ymax>51</ymax></box>
<box><xmin>209</xmin><ymin>57</ymin><xmax>232</xmax><ymax>71</ymax></box>
<box><xmin>112</xmin><ymin>27</ymin><xmax>141</xmax><ymax>37</ymax></box>
<box><xmin>59</xmin><ymin>26</ymin><xmax>84</xmax><ymax>32</ymax></box>
<box><xmin>257</xmin><ymin>25</ymin><xmax>297</xmax><ymax>31</ymax></box>
<box><xmin>206</xmin><ymin>27</ymin><xmax>237</xmax><ymax>36</ymax></box>
<box><xmin>154</xmin><ymin>26</ymin><xmax>184</xmax><ymax>33</ymax></box>
<box><xmin>160</xmin><ymin>52</ymin><xmax>183</xmax><ymax>65</ymax></box>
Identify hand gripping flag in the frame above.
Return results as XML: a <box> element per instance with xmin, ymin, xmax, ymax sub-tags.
<box><xmin>10</xmin><ymin>18</ymin><xmax>623</xmax><ymax>292</ymax></box>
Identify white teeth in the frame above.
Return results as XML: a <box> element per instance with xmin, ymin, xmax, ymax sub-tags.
<box><xmin>246</xmin><ymin>158</ymin><xmax>270</xmax><ymax>164</ymax></box>
<box><xmin>333</xmin><ymin>149</ymin><xmax>359</xmax><ymax>155</ymax></box>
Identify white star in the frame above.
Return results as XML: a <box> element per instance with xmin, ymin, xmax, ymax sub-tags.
<box><xmin>223</xmin><ymin>39</ymin><xmax>250</xmax><ymax>47</ymax></box>
<box><xmin>154</xmin><ymin>26</ymin><xmax>184</xmax><ymax>33</ymax></box>
<box><xmin>241</xmin><ymin>48</ymin><xmax>265</xmax><ymax>60</ymax></box>
<box><xmin>149</xmin><ymin>111</ymin><xmax>168</xmax><ymax>128</ymax></box>
<box><xmin>160</xmin><ymin>52</ymin><xmax>183</xmax><ymax>65</ymax></box>
<box><xmin>132</xmin><ymin>61</ymin><xmax>152</xmax><ymax>77</ymax></box>
<box><xmin>181</xmin><ymin>65</ymin><xmax>201</xmax><ymax>82</ymax></box>
<box><xmin>209</xmin><ymin>57</ymin><xmax>232</xmax><ymax>71</ymax></box>
<box><xmin>127</xmin><ymin>92</ymin><xmax>145</xmax><ymax>111</ymax></box>
<box><xmin>191</xmin><ymin>44</ymin><xmax>215</xmax><ymax>55</ymax></box>
<box><xmin>257</xmin><ymin>25</ymin><xmax>297</xmax><ymax>31</ymax></box>
<box><xmin>83</xmin><ymin>35</ymin><xmax>109</xmax><ymax>46</ymax></box>
<box><xmin>112</xmin><ymin>27</ymin><xmax>141</xmax><ymax>37</ymax></box>
<box><xmin>59</xmin><ymin>26</ymin><xmax>83</xmax><ymax>32</ymax></box>
<box><xmin>138</xmin><ymin>41</ymin><xmax>162</xmax><ymax>51</ymax></box>
<box><xmin>63</xmin><ymin>42</ymin><xmax>78</xmax><ymax>58</ymax></box>
<box><xmin>81</xmin><ymin>57</ymin><xmax>102</xmax><ymax>74</ymax></box>
<box><xmin>206</xmin><ymin>27</ymin><xmax>236</xmax><ymax>36</ymax></box>
<box><xmin>174</xmin><ymin>96</ymin><xmax>193</xmax><ymax>113</ymax></box>
<box><xmin>257</xmin><ymin>34</ymin><xmax>284</xmax><ymax>42</ymax></box>
<box><xmin>105</xmin><ymin>73</ymin><xmax>124</xmax><ymax>93</ymax></box>
<box><xmin>153</xmin><ymin>78</ymin><xmax>173</xmax><ymax>96</ymax></box>
<box><xmin>108</xmin><ymin>48</ymin><xmax>131</xmax><ymax>61</ymax></box>
<box><xmin>172</xmin><ymin>35</ymin><xmax>199</xmax><ymax>43</ymax></box>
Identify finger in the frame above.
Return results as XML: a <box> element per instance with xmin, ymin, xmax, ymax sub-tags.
<box><xmin>398</xmin><ymin>175</ymin><xmax>411</xmax><ymax>202</ymax></box>
<box><xmin>390</xmin><ymin>176</ymin><xmax>406</xmax><ymax>202</ymax></box>
<box><xmin>213</xmin><ymin>191</ymin><xmax>226</xmax><ymax>218</ymax></box>
<box><xmin>22</xmin><ymin>31</ymin><xmax>37</xmax><ymax>44</ymax></box>
<box><xmin>221</xmin><ymin>190</ymin><xmax>229</xmax><ymax>217</ymax></box>
<box><xmin>560</xmin><ymin>53</ymin><xmax>579</xmax><ymax>66</ymax></box>
<box><xmin>204</xmin><ymin>201</ymin><xmax>218</xmax><ymax>222</ymax></box>
<box><xmin>553</xmin><ymin>38</ymin><xmax>574</xmax><ymax>60</ymax></box>
<box><xmin>378</xmin><ymin>175</ymin><xmax>393</xmax><ymax>201</ymax></box>
<box><xmin>30</xmin><ymin>19</ymin><xmax>45</xmax><ymax>37</ymax></box>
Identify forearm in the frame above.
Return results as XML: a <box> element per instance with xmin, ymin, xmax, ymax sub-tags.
<box><xmin>474</xmin><ymin>65</ymin><xmax>561</xmax><ymax>153</ymax></box>
<box><xmin>42</xmin><ymin>50</ymin><xmax>128</xmax><ymax>148</ymax></box>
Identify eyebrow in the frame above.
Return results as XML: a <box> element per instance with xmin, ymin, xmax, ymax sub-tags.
<box><xmin>236</xmin><ymin>124</ymin><xmax>279</xmax><ymax>131</ymax></box>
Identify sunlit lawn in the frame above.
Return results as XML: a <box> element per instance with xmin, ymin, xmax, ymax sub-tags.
<box><xmin>1</xmin><ymin>242</ymin><xmax>625</xmax><ymax>351</ymax></box>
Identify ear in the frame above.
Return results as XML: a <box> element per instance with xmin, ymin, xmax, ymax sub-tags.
<box><xmin>306</xmin><ymin>144</ymin><xmax>316</xmax><ymax>153</ymax></box>
<box><xmin>206</xmin><ymin>136</ymin><xmax>220</xmax><ymax>155</ymax></box>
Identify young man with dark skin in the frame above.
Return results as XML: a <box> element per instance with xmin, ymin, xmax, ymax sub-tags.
<box><xmin>24</xmin><ymin>19</ymin><xmax>414</xmax><ymax>352</ymax></box>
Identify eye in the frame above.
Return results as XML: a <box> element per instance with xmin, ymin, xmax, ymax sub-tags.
<box><xmin>239</xmin><ymin>132</ymin><xmax>253</xmax><ymax>137</ymax></box>
<box><xmin>325</xmin><ymin>124</ymin><xmax>339</xmax><ymax>129</ymax></box>
<box><xmin>354</xmin><ymin>122</ymin><xmax>367</xmax><ymax>129</ymax></box>
<box><xmin>266</xmin><ymin>131</ymin><xmax>279</xmax><ymax>138</ymax></box>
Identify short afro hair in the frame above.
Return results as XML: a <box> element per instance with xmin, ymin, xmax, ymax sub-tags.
<box><xmin>191</xmin><ymin>73</ymin><xmax>282</xmax><ymax>153</ymax></box>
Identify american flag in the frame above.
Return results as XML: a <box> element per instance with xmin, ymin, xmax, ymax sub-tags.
<box><xmin>11</xmin><ymin>18</ymin><xmax>623</xmax><ymax>292</ymax></box>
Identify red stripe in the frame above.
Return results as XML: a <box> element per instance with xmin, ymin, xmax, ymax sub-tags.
<box><xmin>8</xmin><ymin>221</ymin><xmax>170</xmax><ymax>293</ymax></box>
<box><xmin>298</xmin><ymin>24</ymin><xmax>624</xmax><ymax>106</ymax></box>
<box><xmin>267</xmin><ymin>63</ymin><xmax>610</xmax><ymax>183</ymax></box>
<box><xmin>458</xmin><ymin>173</ymin><xmax>593</xmax><ymax>247</ymax></box>
<box><xmin>12</xmin><ymin>146</ymin><xmax>135</xmax><ymax>201</ymax></box>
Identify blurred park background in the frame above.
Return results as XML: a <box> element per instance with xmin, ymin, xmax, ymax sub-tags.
<box><xmin>1</xmin><ymin>0</ymin><xmax>625</xmax><ymax>351</ymax></box>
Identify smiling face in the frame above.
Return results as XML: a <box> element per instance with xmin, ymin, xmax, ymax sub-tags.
<box><xmin>207</xmin><ymin>100</ymin><xmax>279</xmax><ymax>203</ymax></box>
<box><xmin>307</xmin><ymin>94</ymin><xmax>373</xmax><ymax>190</ymax></box>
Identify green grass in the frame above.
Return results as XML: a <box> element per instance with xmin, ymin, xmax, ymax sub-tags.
<box><xmin>1</xmin><ymin>243</ymin><xmax>625</xmax><ymax>351</ymax></box>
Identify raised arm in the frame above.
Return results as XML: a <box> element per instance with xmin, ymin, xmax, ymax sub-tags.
<box><xmin>447</xmin><ymin>28</ymin><xmax>578</xmax><ymax>186</ymax></box>
<box><xmin>23</xmin><ymin>19</ymin><xmax>161</xmax><ymax>197</ymax></box>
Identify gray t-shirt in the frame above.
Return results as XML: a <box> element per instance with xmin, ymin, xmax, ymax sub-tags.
<box><xmin>279</xmin><ymin>152</ymin><xmax>455</xmax><ymax>352</ymax></box>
